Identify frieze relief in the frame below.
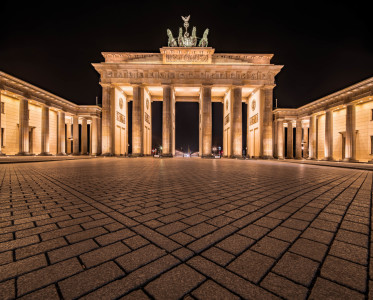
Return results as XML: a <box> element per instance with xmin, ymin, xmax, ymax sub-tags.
<box><xmin>103</xmin><ymin>70</ymin><xmax>275</xmax><ymax>82</ymax></box>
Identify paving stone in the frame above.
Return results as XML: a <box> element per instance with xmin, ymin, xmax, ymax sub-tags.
<box><xmin>261</xmin><ymin>272</ymin><xmax>308</xmax><ymax>300</ymax></box>
<box><xmin>0</xmin><ymin>251</ymin><xmax>13</xmax><ymax>265</ymax></box>
<box><xmin>301</xmin><ymin>227</ymin><xmax>334</xmax><ymax>245</ymax></box>
<box><xmin>238</xmin><ymin>224</ymin><xmax>270</xmax><ymax>240</ymax></box>
<box><xmin>119</xmin><ymin>289</ymin><xmax>150</xmax><ymax>300</ymax></box>
<box><xmin>228</xmin><ymin>249</ymin><xmax>275</xmax><ymax>283</ymax></box>
<box><xmin>145</xmin><ymin>264</ymin><xmax>205</xmax><ymax>299</ymax></box>
<box><xmin>123</xmin><ymin>235</ymin><xmax>149</xmax><ymax>250</ymax></box>
<box><xmin>216</xmin><ymin>234</ymin><xmax>254</xmax><ymax>255</ymax></box>
<box><xmin>329</xmin><ymin>240</ymin><xmax>368</xmax><ymax>265</ymax></box>
<box><xmin>0</xmin><ymin>279</ymin><xmax>15</xmax><ymax>300</ymax></box>
<box><xmin>0</xmin><ymin>254</ymin><xmax>47</xmax><ymax>281</ymax></box>
<box><xmin>18</xmin><ymin>285</ymin><xmax>59</xmax><ymax>300</ymax></box>
<box><xmin>251</xmin><ymin>236</ymin><xmax>289</xmax><ymax>259</ymax></box>
<box><xmin>268</xmin><ymin>226</ymin><xmax>301</xmax><ymax>242</ymax></box>
<box><xmin>202</xmin><ymin>247</ymin><xmax>235</xmax><ymax>266</ymax></box>
<box><xmin>48</xmin><ymin>239</ymin><xmax>98</xmax><ymax>264</ymax></box>
<box><xmin>272</xmin><ymin>252</ymin><xmax>319</xmax><ymax>287</ymax></box>
<box><xmin>116</xmin><ymin>244</ymin><xmax>166</xmax><ymax>272</ymax></box>
<box><xmin>17</xmin><ymin>258</ymin><xmax>83</xmax><ymax>296</ymax></box>
<box><xmin>184</xmin><ymin>223</ymin><xmax>217</xmax><ymax>238</ymax></box>
<box><xmin>80</xmin><ymin>241</ymin><xmax>130</xmax><ymax>268</ymax></box>
<box><xmin>59</xmin><ymin>261</ymin><xmax>124</xmax><ymax>299</ymax></box>
<box><xmin>95</xmin><ymin>228</ymin><xmax>135</xmax><ymax>246</ymax></box>
<box><xmin>309</xmin><ymin>277</ymin><xmax>364</xmax><ymax>300</ymax></box>
<box><xmin>83</xmin><ymin>255</ymin><xmax>179</xmax><ymax>299</ymax></box>
<box><xmin>321</xmin><ymin>255</ymin><xmax>367</xmax><ymax>292</ymax></box>
<box><xmin>188</xmin><ymin>256</ymin><xmax>278</xmax><ymax>299</ymax></box>
<box><xmin>290</xmin><ymin>238</ymin><xmax>328</xmax><ymax>262</ymax></box>
<box><xmin>0</xmin><ymin>235</ymin><xmax>39</xmax><ymax>252</ymax></box>
<box><xmin>192</xmin><ymin>280</ymin><xmax>240</xmax><ymax>300</ymax></box>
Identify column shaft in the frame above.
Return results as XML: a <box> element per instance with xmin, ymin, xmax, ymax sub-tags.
<box><xmin>73</xmin><ymin>116</ymin><xmax>79</xmax><ymax>155</ymax></box>
<box><xmin>18</xmin><ymin>98</ymin><xmax>29</xmax><ymax>154</ymax></box>
<box><xmin>162</xmin><ymin>85</ymin><xmax>173</xmax><ymax>156</ymax></box>
<box><xmin>345</xmin><ymin>104</ymin><xmax>356</xmax><ymax>161</ymax></box>
<box><xmin>286</xmin><ymin>121</ymin><xmax>293</xmax><ymax>158</ymax></box>
<box><xmin>303</xmin><ymin>126</ymin><xmax>309</xmax><ymax>158</ymax></box>
<box><xmin>132</xmin><ymin>85</ymin><xmax>144</xmax><ymax>156</ymax></box>
<box><xmin>57</xmin><ymin>111</ymin><xmax>66</xmax><ymax>155</ymax></box>
<box><xmin>261</xmin><ymin>88</ymin><xmax>274</xmax><ymax>158</ymax></box>
<box><xmin>41</xmin><ymin>105</ymin><xmax>50</xmax><ymax>155</ymax></box>
<box><xmin>66</xmin><ymin>121</ymin><xmax>72</xmax><ymax>154</ymax></box>
<box><xmin>91</xmin><ymin>117</ymin><xmax>98</xmax><ymax>155</ymax></box>
<box><xmin>231</xmin><ymin>86</ymin><xmax>242</xmax><ymax>157</ymax></box>
<box><xmin>295</xmin><ymin>119</ymin><xmax>302</xmax><ymax>159</ymax></box>
<box><xmin>309</xmin><ymin>115</ymin><xmax>316</xmax><ymax>159</ymax></box>
<box><xmin>201</xmin><ymin>86</ymin><xmax>212</xmax><ymax>157</ymax></box>
<box><xmin>277</xmin><ymin>120</ymin><xmax>284</xmax><ymax>159</ymax></box>
<box><xmin>0</xmin><ymin>91</ymin><xmax>3</xmax><ymax>154</ymax></box>
<box><xmin>81</xmin><ymin>118</ymin><xmax>87</xmax><ymax>154</ymax></box>
<box><xmin>324</xmin><ymin>110</ymin><xmax>333</xmax><ymax>160</ymax></box>
<box><xmin>101</xmin><ymin>85</ymin><xmax>114</xmax><ymax>155</ymax></box>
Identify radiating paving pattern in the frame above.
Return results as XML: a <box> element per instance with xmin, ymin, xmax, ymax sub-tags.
<box><xmin>0</xmin><ymin>158</ymin><xmax>372</xmax><ymax>299</ymax></box>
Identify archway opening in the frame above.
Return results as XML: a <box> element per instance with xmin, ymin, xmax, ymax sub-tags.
<box><xmin>175</xmin><ymin>102</ymin><xmax>199</xmax><ymax>156</ymax></box>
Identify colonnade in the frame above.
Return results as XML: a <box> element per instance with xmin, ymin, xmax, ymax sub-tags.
<box><xmin>15</xmin><ymin>98</ymin><xmax>100</xmax><ymax>156</ymax></box>
<box><xmin>102</xmin><ymin>84</ymin><xmax>272</xmax><ymax>158</ymax></box>
<box><xmin>274</xmin><ymin>103</ymin><xmax>357</xmax><ymax>161</ymax></box>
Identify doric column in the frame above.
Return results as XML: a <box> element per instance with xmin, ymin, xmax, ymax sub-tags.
<box><xmin>231</xmin><ymin>86</ymin><xmax>242</xmax><ymax>158</ymax></box>
<box><xmin>303</xmin><ymin>124</ymin><xmax>309</xmax><ymax>158</ymax></box>
<box><xmin>0</xmin><ymin>91</ymin><xmax>4</xmax><ymax>155</ymax></box>
<box><xmin>91</xmin><ymin>117</ymin><xmax>98</xmax><ymax>155</ymax></box>
<box><xmin>295</xmin><ymin>119</ymin><xmax>302</xmax><ymax>159</ymax></box>
<box><xmin>66</xmin><ymin>119</ymin><xmax>72</xmax><ymax>154</ymax></box>
<box><xmin>18</xmin><ymin>98</ymin><xmax>29</xmax><ymax>155</ymax></box>
<box><xmin>40</xmin><ymin>105</ymin><xmax>50</xmax><ymax>155</ymax></box>
<box><xmin>324</xmin><ymin>110</ymin><xmax>333</xmax><ymax>160</ymax></box>
<box><xmin>101</xmin><ymin>85</ymin><xmax>114</xmax><ymax>155</ymax></box>
<box><xmin>309</xmin><ymin>115</ymin><xmax>316</xmax><ymax>159</ymax></box>
<box><xmin>344</xmin><ymin>104</ymin><xmax>357</xmax><ymax>162</ymax></box>
<box><xmin>81</xmin><ymin>118</ymin><xmax>88</xmax><ymax>154</ymax></box>
<box><xmin>260</xmin><ymin>87</ymin><xmax>274</xmax><ymax>158</ymax></box>
<box><xmin>201</xmin><ymin>85</ymin><xmax>212</xmax><ymax>157</ymax></box>
<box><xmin>73</xmin><ymin>115</ymin><xmax>79</xmax><ymax>155</ymax></box>
<box><xmin>162</xmin><ymin>84</ymin><xmax>173</xmax><ymax>156</ymax></box>
<box><xmin>277</xmin><ymin>120</ymin><xmax>284</xmax><ymax>159</ymax></box>
<box><xmin>286</xmin><ymin>121</ymin><xmax>293</xmax><ymax>158</ymax></box>
<box><xmin>246</xmin><ymin>100</ymin><xmax>250</xmax><ymax>158</ymax></box>
<box><xmin>132</xmin><ymin>84</ymin><xmax>144</xmax><ymax>156</ymax></box>
<box><xmin>57</xmin><ymin>111</ymin><xmax>66</xmax><ymax>155</ymax></box>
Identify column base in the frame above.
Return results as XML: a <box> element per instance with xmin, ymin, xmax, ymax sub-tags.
<box><xmin>129</xmin><ymin>153</ymin><xmax>144</xmax><ymax>157</ymax></box>
<box><xmin>38</xmin><ymin>152</ymin><xmax>53</xmax><ymax>156</ymax></box>
<box><xmin>161</xmin><ymin>153</ymin><xmax>173</xmax><ymax>158</ymax></box>
<box><xmin>260</xmin><ymin>155</ymin><xmax>274</xmax><ymax>159</ymax></box>
<box><xmin>16</xmin><ymin>152</ymin><xmax>33</xmax><ymax>156</ymax></box>
<box><xmin>229</xmin><ymin>155</ymin><xmax>244</xmax><ymax>159</ymax></box>
<box><xmin>100</xmin><ymin>153</ymin><xmax>114</xmax><ymax>157</ymax></box>
<box><xmin>343</xmin><ymin>158</ymin><xmax>358</xmax><ymax>163</ymax></box>
<box><xmin>202</xmin><ymin>154</ymin><xmax>214</xmax><ymax>159</ymax></box>
<box><xmin>286</xmin><ymin>156</ymin><xmax>294</xmax><ymax>159</ymax></box>
<box><xmin>0</xmin><ymin>151</ymin><xmax>6</xmax><ymax>156</ymax></box>
<box><xmin>57</xmin><ymin>153</ymin><xmax>67</xmax><ymax>156</ymax></box>
<box><xmin>323</xmin><ymin>157</ymin><xmax>334</xmax><ymax>161</ymax></box>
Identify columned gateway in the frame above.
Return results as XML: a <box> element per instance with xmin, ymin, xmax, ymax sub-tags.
<box><xmin>92</xmin><ymin>16</ymin><xmax>282</xmax><ymax>157</ymax></box>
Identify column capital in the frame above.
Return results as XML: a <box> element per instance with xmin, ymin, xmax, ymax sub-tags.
<box><xmin>261</xmin><ymin>84</ymin><xmax>276</xmax><ymax>90</ymax></box>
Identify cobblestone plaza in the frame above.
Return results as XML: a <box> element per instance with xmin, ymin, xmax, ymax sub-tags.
<box><xmin>0</xmin><ymin>158</ymin><xmax>372</xmax><ymax>299</ymax></box>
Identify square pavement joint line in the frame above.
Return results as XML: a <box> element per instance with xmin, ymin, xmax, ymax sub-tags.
<box><xmin>0</xmin><ymin>158</ymin><xmax>372</xmax><ymax>299</ymax></box>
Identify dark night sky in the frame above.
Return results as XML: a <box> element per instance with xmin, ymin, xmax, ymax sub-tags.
<box><xmin>1</xmin><ymin>1</ymin><xmax>372</xmax><ymax>151</ymax></box>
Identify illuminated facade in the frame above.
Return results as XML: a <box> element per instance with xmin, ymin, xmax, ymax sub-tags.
<box><xmin>273</xmin><ymin>77</ymin><xmax>373</xmax><ymax>162</ymax></box>
<box><xmin>0</xmin><ymin>71</ymin><xmax>101</xmax><ymax>156</ymax></box>
<box><xmin>92</xmin><ymin>47</ymin><xmax>282</xmax><ymax>157</ymax></box>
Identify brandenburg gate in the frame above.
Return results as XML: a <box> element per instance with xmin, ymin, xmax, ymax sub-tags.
<box><xmin>92</xmin><ymin>16</ymin><xmax>283</xmax><ymax>158</ymax></box>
